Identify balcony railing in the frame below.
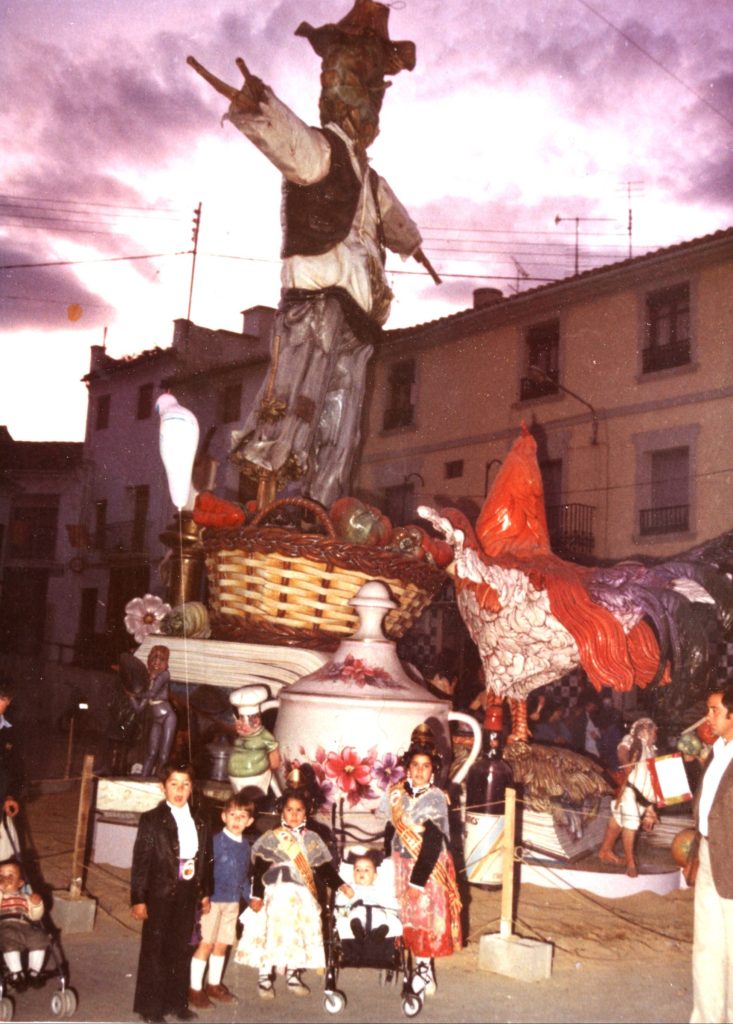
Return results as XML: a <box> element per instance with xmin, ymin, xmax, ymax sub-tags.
<box><xmin>546</xmin><ymin>503</ymin><xmax>595</xmax><ymax>557</ymax></box>
<box><xmin>642</xmin><ymin>340</ymin><xmax>690</xmax><ymax>374</ymax></box>
<box><xmin>94</xmin><ymin>519</ymin><xmax>150</xmax><ymax>554</ymax></box>
<box><xmin>639</xmin><ymin>505</ymin><xmax>689</xmax><ymax>536</ymax></box>
<box><xmin>520</xmin><ymin>375</ymin><xmax>558</xmax><ymax>401</ymax></box>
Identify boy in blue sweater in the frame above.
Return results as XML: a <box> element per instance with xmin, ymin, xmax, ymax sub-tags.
<box><xmin>188</xmin><ymin>793</ymin><xmax>254</xmax><ymax>1008</ymax></box>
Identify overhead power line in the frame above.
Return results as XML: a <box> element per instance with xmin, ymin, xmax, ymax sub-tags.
<box><xmin>0</xmin><ymin>251</ymin><xmax>191</xmax><ymax>271</ymax></box>
<box><xmin>576</xmin><ymin>0</ymin><xmax>733</xmax><ymax>129</ymax></box>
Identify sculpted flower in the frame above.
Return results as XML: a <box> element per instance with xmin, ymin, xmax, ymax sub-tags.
<box><xmin>124</xmin><ymin>594</ymin><xmax>172</xmax><ymax>644</ymax></box>
<box><xmin>324</xmin><ymin>746</ymin><xmax>373</xmax><ymax>794</ymax></box>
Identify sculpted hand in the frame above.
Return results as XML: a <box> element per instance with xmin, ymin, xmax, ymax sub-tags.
<box><xmin>186</xmin><ymin>55</ymin><xmax>266</xmax><ymax>115</ymax></box>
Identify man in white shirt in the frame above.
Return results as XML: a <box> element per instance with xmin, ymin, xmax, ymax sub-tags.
<box><xmin>189</xmin><ymin>1</ymin><xmax>425</xmax><ymax>507</ymax></box>
<box><xmin>689</xmin><ymin>684</ymin><xmax>733</xmax><ymax>1023</ymax></box>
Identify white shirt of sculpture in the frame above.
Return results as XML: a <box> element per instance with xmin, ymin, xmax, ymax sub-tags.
<box><xmin>227</xmin><ymin>89</ymin><xmax>422</xmax><ymax>325</ymax></box>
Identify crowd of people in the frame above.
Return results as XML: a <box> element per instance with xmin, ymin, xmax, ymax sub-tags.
<box><xmin>129</xmin><ymin>732</ymin><xmax>462</xmax><ymax>1023</ymax></box>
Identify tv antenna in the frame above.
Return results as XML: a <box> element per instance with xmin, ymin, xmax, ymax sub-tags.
<box><xmin>510</xmin><ymin>256</ymin><xmax>529</xmax><ymax>293</ymax></box>
<box><xmin>554</xmin><ymin>214</ymin><xmax>614</xmax><ymax>275</ymax></box>
<box><xmin>617</xmin><ymin>181</ymin><xmax>644</xmax><ymax>258</ymax></box>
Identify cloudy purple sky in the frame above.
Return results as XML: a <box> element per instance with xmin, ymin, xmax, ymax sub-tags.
<box><xmin>2</xmin><ymin>0</ymin><xmax>732</xmax><ymax>440</ymax></box>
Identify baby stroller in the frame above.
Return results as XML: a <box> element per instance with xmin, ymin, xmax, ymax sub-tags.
<box><xmin>323</xmin><ymin>844</ymin><xmax>423</xmax><ymax>1018</ymax></box>
<box><xmin>0</xmin><ymin>826</ymin><xmax>77</xmax><ymax>1021</ymax></box>
<box><xmin>0</xmin><ymin>931</ymin><xmax>76</xmax><ymax>1021</ymax></box>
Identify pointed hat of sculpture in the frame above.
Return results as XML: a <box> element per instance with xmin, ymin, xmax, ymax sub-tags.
<box><xmin>295</xmin><ymin>0</ymin><xmax>416</xmax><ymax>75</ymax></box>
<box><xmin>475</xmin><ymin>423</ymin><xmax>553</xmax><ymax>559</ymax></box>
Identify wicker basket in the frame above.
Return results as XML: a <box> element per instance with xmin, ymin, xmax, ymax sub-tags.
<box><xmin>203</xmin><ymin>498</ymin><xmax>446</xmax><ymax>650</ymax></box>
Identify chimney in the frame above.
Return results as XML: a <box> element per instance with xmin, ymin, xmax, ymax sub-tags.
<box><xmin>473</xmin><ymin>287</ymin><xmax>504</xmax><ymax>309</ymax></box>
<box><xmin>241</xmin><ymin>305</ymin><xmax>276</xmax><ymax>341</ymax></box>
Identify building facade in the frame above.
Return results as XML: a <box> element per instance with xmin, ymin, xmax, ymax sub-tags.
<box><xmin>361</xmin><ymin>228</ymin><xmax>733</xmax><ymax>568</ymax></box>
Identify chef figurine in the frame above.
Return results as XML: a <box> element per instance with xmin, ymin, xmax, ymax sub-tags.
<box><xmin>228</xmin><ymin>685</ymin><xmax>281</xmax><ymax>797</ymax></box>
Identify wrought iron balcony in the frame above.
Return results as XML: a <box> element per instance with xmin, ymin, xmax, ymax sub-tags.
<box><xmin>639</xmin><ymin>505</ymin><xmax>689</xmax><ymax>536</ymax></box>
<box><xmin>642</xmin><ymin>340</ymin><xmax>690</xmax><ymax>374</ymax></box>
<box><xmin>546</xmin><ymin>503</ymin><xmax>595</xmax><ymax>557</ymax></box>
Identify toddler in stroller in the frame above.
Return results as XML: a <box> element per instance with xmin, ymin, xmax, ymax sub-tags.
<box><xmin>334</xmin><ymin>848</ymin><xmax>402</xmax><ymax>960</ymax></box>
<box><xmin>326</xmin><ymin>846</ymin><xmax>422</xmax><ymax>1016</ymax></box>
<box><xmin>0</xmin><ymin>858</ymin><xmax>76</xmax><ymax>1019</ymax></box>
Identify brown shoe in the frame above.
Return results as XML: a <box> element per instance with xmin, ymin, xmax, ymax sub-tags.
<box><xmin>205</xmin><ymin>984</ymin><xmax>237</xmax><ymax>1004</ymax></box>
<box><xmin>187</xmin><ymin>988</ymin><xmax>213</xmax><ymax>1010</ymax></box>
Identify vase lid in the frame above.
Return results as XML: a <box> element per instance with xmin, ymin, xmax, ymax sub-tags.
<box><xmin>281</xmin><ymin>582</ymin><xmax>447</xmax><ymax>703</ymax></box>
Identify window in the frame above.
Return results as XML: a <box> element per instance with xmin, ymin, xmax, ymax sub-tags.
<box><xmin>643</xmin><ymin>284</ymin><xmax>690</xmax><ymax>373</ymax></box>
<box><xmin>131</xmin><ymin>485</ymin><xmax>149</xmax><ymax>551</ymax></box>
<box><xmin>136</xmin><ymin>383</ymin><xmax>154</xmax><ymax>420</ymax></box>
<box><xmin>445</xmin><ymin>459</ymin><xmax>464</xmax><ymax>480</ymax></box>
<box><xmin>8</xmin><ymin>503</ymin><xmax>59</xmax><ymax>560</ymax></box>
<box><xmin>520</xmin><ymin>320</ymin><xmax>559</xmax><ymax>400</ymax></box>
<box><xmin>219</xmin><ymin>382</ymin><xmax>242</xmax><ymax>424</ymax></box>
<box><xmin>640</xmin><ymin>446</ymin><xmax>690</xmax><ymax>535</ymax></box>
<box><xmin>539</xmin><ymin>458</ymin><xmax>563</xmax><ymax>508</ymax></box>
<box><xmin>383</xmin><ymin>359</ymin><xmax>415</xmax><ymax>430</ymax></box>
<box><xmin>95</xmin><ymin>394</ymin><xmax>111</xmax><ymax>430</ymax></box>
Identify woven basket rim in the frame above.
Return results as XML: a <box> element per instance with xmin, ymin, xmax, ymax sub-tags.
<box><xmin>203</xmin><ymin>524</ymin><xmax>446</xmax><ymax>591</ymax></box>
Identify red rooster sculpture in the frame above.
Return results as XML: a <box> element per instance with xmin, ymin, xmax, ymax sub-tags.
<box><xmin>419</xmin><ymin>424</ymin><xmax>733</xmax><ymax>741</ymax></box>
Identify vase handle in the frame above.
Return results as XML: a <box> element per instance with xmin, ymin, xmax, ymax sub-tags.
<box><xmin>260</xmin><ymin>698</ymin><xmax>283</xmax><ymax>796</ymax></box>
<box><xmin>448</xmin><ymin>711</ymin><xmax>482</xmax><ymax>785</ymax></box>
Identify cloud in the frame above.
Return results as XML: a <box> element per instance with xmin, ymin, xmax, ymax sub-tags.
<box><xmin>0</xmin><ymin>240</ymin><xmax>113</xmax><ymax>330</ymax></box>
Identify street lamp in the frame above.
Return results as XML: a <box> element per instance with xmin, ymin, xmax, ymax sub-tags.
<box><xmin>403</xmin><ymin>472</ymin><xmax>425</xmax><ymax>522</ymax></box>
<box><xmin>528</xmin><ymin>365</ymin><xmax>599</xmax><ymax>445</ymax></box>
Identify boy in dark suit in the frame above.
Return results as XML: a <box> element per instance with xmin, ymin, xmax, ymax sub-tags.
<box><xmin>131</xmin><ymin>763</ymin><xmax>211</xmax><ymax>1024</ymax></box>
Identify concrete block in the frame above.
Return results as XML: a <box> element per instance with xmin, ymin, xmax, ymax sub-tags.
<box><xmin>478</xmin><ymin>932</ymin><xmax>553</xmax><ymax>981</ymax></box>
<box><xmin>51</xmin><ymin>891</ymin><xmax>97</xmax><ymax>934</ymax></box>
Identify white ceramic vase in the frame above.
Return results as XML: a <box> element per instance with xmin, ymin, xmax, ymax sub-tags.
<box><xmin>270</xmin><ymin>581</ymin><xmax>481</xmax><ymax>835</ymax></box>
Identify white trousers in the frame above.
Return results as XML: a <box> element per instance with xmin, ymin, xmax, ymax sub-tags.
<box><xmin>690</xmin><ymin>838</ymin><xmax>733</xmax><ymax>1023</ymax></box>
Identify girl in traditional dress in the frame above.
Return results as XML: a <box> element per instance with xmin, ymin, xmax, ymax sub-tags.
<box><xmin>380</xmin><ymin>739</ymin><xmax>462</xmax><ymax>997</ymax></box>
<box><xmin>234</xmin><ymin>787</ymin><xmax>353</xmax><ymax>999</ymax></box>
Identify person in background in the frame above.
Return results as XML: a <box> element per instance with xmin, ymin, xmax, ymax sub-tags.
<box><xmin>598</xmin><ymin>717</ymin><xmax>659</xmax><ymax>877</ymax></box>
<box><xmin>688</xmin><ymin>684</ymin><xmax>733</xmax><ymax>1023</ymax></box>
<box><xmin>0</xmin><ymin>679</ymin><xmax>23</xmax><ymax>861</ymax></box>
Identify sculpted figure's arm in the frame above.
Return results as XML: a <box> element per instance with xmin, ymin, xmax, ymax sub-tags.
<box><xmin>376</xmin><ymin>176</ymin><xmax>422</xmax><ymax>258</ymax></box>
<box><xmin>188</xmin><ymin>55</ymin><xmax>330</xmax><ymax>185</ymax></box>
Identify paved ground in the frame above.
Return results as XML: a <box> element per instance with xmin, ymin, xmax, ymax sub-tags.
<box><xmin>7</xmin><ymin>906</ymin><xmax>692</xmax><ymax>1024</ymax></box>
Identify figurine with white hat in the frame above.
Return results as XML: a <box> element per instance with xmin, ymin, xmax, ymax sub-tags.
<box><xmin>227</xmin><ymin>685</ymin><xmax>281</xmax><ymax>796</ymax></box>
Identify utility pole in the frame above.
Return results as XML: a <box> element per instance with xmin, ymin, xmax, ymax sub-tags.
<box><xmin>187</xmin><ymin>202</ymin><xmax>202</xmax><ymax>322</ymax></box>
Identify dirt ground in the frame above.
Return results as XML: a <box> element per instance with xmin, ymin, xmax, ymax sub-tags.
<box><xmin>17</xmin><ymin>782</ymin><xmax>694</xmax><ymax>1024</ymax></box>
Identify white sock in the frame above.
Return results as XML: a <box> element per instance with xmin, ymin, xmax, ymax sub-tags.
<box><xmin>4</xmin><ymin>952</ymin><xmax>21</xmax><ymax>973</ymax></box>
<box><xmin>208</xmin><ymin>954</ymin><xmax>225</xmax><ymax>986</ymax></box>
<box><xmin>190</xmin><ymin>956</ymin><xmax>207</xmax><ymax>991</ymax></box>
<box><xmin>28</xmin><ymin>949</ymin><xmax>45</xmax><ymax>973</ymax></box>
